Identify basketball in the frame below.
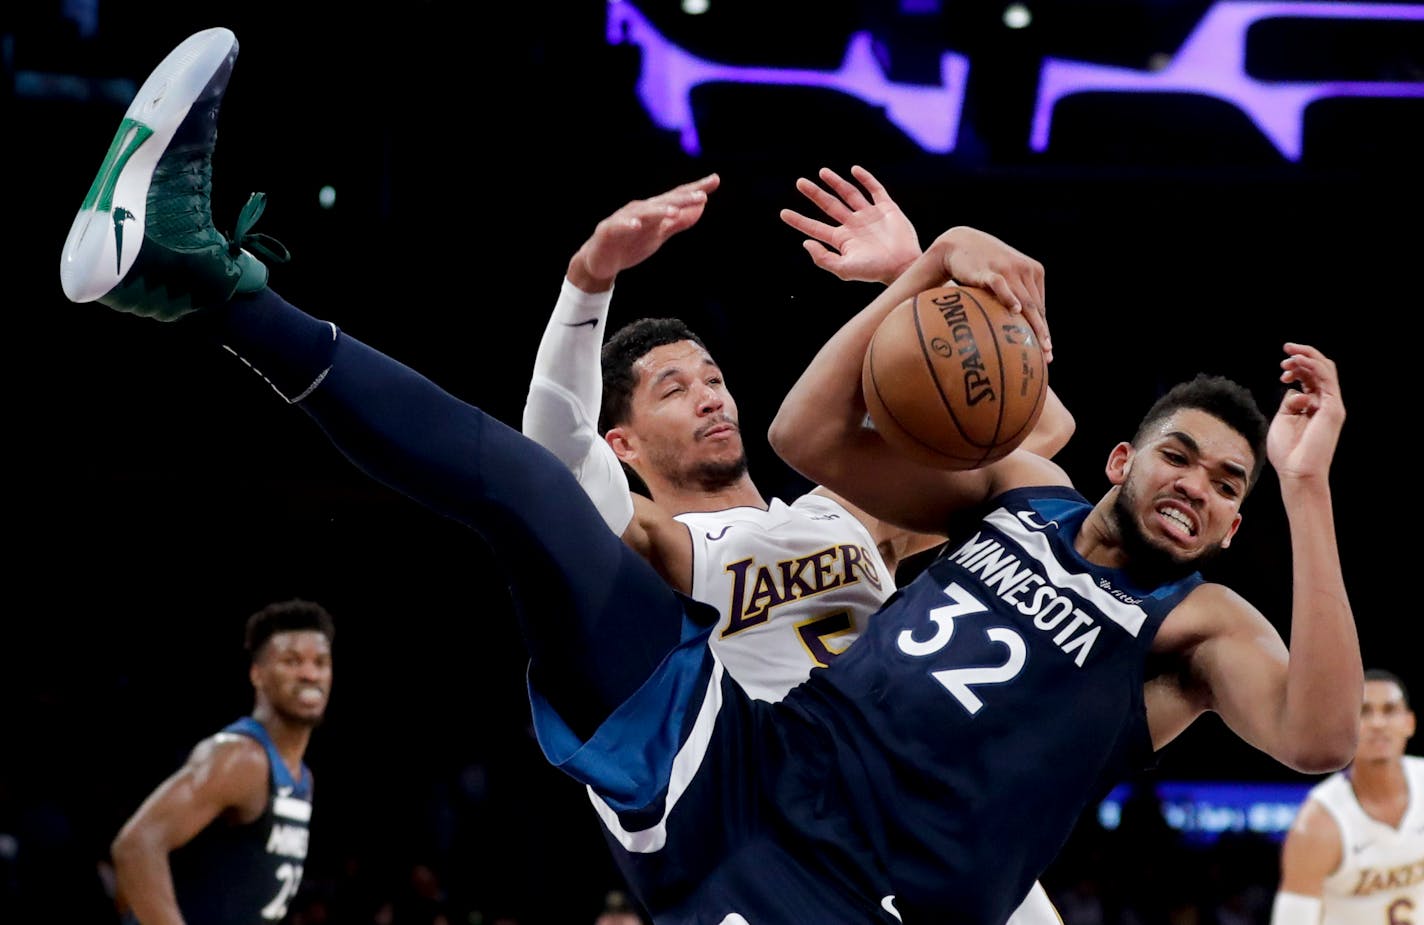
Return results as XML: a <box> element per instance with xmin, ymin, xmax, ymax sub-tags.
<box><xmin>861</xmin><ymin>285</ymin><xmax>1047</xmax><ymax>470</ymax></box>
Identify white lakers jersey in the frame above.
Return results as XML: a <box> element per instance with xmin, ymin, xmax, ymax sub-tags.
<box><xmin>675</xmin><ymin>492</ymin><xmax>893</xmax><ymax>702</ymax></box>
<box><xmin>1312</xmin><ymin>755</ymin><xmax>1424</xmax><ymax>925</ymax></box>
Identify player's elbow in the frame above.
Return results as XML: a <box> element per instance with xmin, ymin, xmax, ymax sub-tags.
<box><xmin>110</xmin><ymin>820</ymin><xmax>158</xmax><ymax>869</ymax></box>
<box><xmin>1279</xmin><ymin>730</ymin><xmax>1358</xmax><ymax>774</ymax></box>
<box><xmin>767</xmin><ymin>413</ymin><xmax>810</xmax><ymax>471</ymax></box>
<box><xmin>110</xmin><ymin>829</ymin><xmax>139</xmax><ymax>870</ymax></box>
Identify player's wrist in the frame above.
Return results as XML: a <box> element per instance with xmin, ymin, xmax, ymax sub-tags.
<box><xmin>566</xmin><ymin>251</ymin><xmax>616</xmax><ymax>294</ymax></box>
<box><xmin>1270</xmin><ymin>891</ymin><xmax>1322</xmax><ymax>925</ymax></box>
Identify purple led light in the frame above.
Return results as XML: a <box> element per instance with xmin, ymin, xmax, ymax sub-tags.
<box><xmin>606</xmin><ymin>0</ymin><xmax>968</xmax><ymax>155</ymax></box>
<box><xmin>1031</xmin><ymin>1</ymin><xmax>1424</xmax><ymax>160</ymax></box>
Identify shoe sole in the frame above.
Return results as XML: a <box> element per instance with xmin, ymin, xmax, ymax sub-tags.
<box><xmin>59</xmin><ymin>27</ymin><xmax>238</xmax><ymax>304</ymax></box>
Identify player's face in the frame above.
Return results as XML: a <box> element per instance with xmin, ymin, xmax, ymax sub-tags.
<box><xmin>1108</xmin><ymin>408</ymin><xmax>1250</xmax><ymax>574</ymax></box>
<box><xmin>253</xmin><ymin>630</ymin><xmax>333</xmax><ymax>727</ymax></box>
<box><xmin>1355</xmin><ymin>680</ymin><xmax>1415</xmax><ymax>765</ymax></box>
<box><xmin>617</xmin><ymin>340</ymin><xmax>748</xmax><ymax>491</ymax></box>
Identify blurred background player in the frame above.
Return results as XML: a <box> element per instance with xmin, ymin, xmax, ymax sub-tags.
<box><xmin>110</xmin><ymin>599</ymin><xmax>335</xmax><ymax>925</ymax></box>
<box><xmin>1271</xmin><ymin>669</ymin><xmax>1422</xmax><ymax>925</ymax></box>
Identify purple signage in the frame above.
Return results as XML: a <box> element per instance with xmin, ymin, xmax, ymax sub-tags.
<box><xmin>609</xmin><ymin>0</ymin><xmax>1424</xmax><ymax>161</ymax></box>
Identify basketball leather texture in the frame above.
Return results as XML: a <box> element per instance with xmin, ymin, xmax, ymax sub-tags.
<box><xmin>861</xmin><ymin>285</ymin><xmax>1047</xmax><ymax>470</ymax></box>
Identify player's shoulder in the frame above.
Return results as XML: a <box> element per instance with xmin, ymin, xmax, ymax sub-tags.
<box><xmin>189</xmin><ymin>729</ymin><xmax>271</xmax><ymax>779</ymax></box>
<box><xmin>1164</xmin><ymin>580</ymin><xmax>1263</xmax><ymax>635</ymax></box>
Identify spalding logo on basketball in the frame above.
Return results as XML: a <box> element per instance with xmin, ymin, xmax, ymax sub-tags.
<box><xmin>861</xmin><ymin>285</ymin><xmax>1047</xmax><ymax>470</ymax></box>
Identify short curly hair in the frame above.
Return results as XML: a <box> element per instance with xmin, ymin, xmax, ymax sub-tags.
<box><xmin>244</xmin><ymin>599</ymin><xmax>335</xmax><ymax>661</ymax></box>
<box><xmin>1132</xmin><ymin>374</ymin><xmax>1270</xmax><ymax>491</ymax></box>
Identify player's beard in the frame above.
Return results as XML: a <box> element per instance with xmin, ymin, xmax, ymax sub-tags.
<box><xmin>1110</xmin><ymin>481</ymin><xmax>1225</xmax><ymax>584</ymax></box>
<box><xmin>684</xmin><ymin>452</ymin><xmax>749</xmax><ymax>493</ymax></box>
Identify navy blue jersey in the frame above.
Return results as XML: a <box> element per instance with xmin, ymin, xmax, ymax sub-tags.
<box><xmin>532</xmin><ymin>486</ymin><xmax>1203</xmax><ymax>925</ymax></box>
<box><xmin>170</xmin><ymin>717</ymin><xmax>313</xmax><ymax>925</ymax></box>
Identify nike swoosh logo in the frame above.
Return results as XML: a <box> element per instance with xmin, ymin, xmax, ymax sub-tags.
<box><xmin>881</xmin><ymin>895</ymin><xmax>902</xmax><ymax>921</ymax></box>
<box><xmin>1353</xmin><ymin>841</ymin><xmax>1374</xmax><ymax>854</ymax></box>
<box><xmin>706</xmin><ymin>526</ymin><xmax>731</xmax><ymax>541</ymax></box>
<box><xmin>112</xmin><ymin>206</ymin><xmax>135</xmax><ymax>274</ymax></box>
<box><xmin>561</xmin><ymin>318</ymin><xmax>599</xmax><ymax>329</ymax></box>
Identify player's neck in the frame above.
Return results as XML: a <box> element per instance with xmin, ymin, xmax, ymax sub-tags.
<box><xmin>1348</xmin><ymin>755</ymin><xmax>1409</xmax><ymax>801</ymax></box>
<box><xmin>654</xmin><ymin>474</ymin><xmax>766</xmax><ymax>516</ymax></box>
<box><xmin>251</xmin><ymin>708</ymin><xmax>314</xmax><ymax>778</ymax></box>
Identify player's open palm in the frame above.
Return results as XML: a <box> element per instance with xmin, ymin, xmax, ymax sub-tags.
<box><xmin>580</xmin><ymin>174</ymin><xmax>721</xmax><ymax>282</ymax></box>
<box><xmin>1269</xmin><ymin>342</ymin><xmax>1345</xmax><ymax>481</ymax></box>
<box><xmin>780</xmin><ymin>165</ymin><xmax>921</xmax><ymax>286</ymax></box>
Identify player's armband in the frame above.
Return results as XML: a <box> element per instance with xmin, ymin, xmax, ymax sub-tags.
<box><xmin>1269</xmin><ymin>891</ymin><xmax>1322</xmax><ymax>925</ymax></box>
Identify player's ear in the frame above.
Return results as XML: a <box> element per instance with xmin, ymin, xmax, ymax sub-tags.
<box><xmin>606</xmin><ymin>427</ymin><xmax>637</xmax><ymax>464</ymax></box>
<box><xmin>1105</xmin><ymin>442</ymin><xmax>1133</xmax><ymax>485</ymax></box>
<box><xmin>1219</xmin><ymin>512</ymin><xmax>1243</xmax><ymax>549</ymax></box>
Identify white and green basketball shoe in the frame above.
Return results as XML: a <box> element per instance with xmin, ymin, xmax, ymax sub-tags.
<box><xmin>59</xmin><ymin>27</ymin><xmax>286</xmax><ymax>320</ymax></box>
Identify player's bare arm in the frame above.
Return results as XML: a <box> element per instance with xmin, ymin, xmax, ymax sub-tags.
<box><xmin>621</xmin><ymin>493</ymin><xmax>696</xmax><ymax>594</ymax></box>
<box><xmin>1151</xmin><ymin>344</ymin><xmax>1358</xmax><ymax>773</ymax></box>
<box><xmin>1277</xmin><ymin>798</ymin><xmax>1343</xmax><ymax>899</ymax></box>
<box><xmin>111</xmin><ymin>734</ymin><xmax>270</xmax><ymax>925</ymax></box>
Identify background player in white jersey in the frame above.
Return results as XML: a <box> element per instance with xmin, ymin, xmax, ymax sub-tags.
<box><xmin>1271</xmin><ymin>669</ymin><xmax>1423</xmax><ymax>925</ymax></box>
<box><xmin>521</xmin><ymin>165</ymin><xmax>1074</xmax><ymax>918</ymax></box>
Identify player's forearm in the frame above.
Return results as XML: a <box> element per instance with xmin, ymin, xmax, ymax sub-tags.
<box><xmin>770</xmin><ymin>237</ymin><xmax>958</xmax><ymax>475</ymax></box>
<box><xmin>1279</xmin><ymin>476</ymin><xmax>1360</xmax><ymax>771</ymax></box>
<box><xmin>522</xmin><ymin>279</ymin><xmax>633</xmax><ymax>535</ymax></box>
<box><xmin>1018</xmin><ymin>387</ymin><xmax>1075</xmax><ymax>459</ymax></box>
<box><xmin>112</xmin><ymin>839</ymin><xmax>185</xmax><ymax>925</ymax></box>
<box><xmin>527</xmin><ymin>278</ymin><xmax>612</xmax><ymax>413</ymax></box>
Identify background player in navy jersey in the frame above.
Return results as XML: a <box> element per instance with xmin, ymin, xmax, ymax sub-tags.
<box><xmin>110</xmin><ymin>599</ymin><xmax>334</xmax><ymax>925</ymax></box>
<box><xmin>1270</xmin><ymin>669</ymin><xmax>1422</xmax><ymax>925</ymax></box>
<box><xmin>63</xmin><ymin>28</ymin><xmax>1360</xmax><ymax>924</ymax></box>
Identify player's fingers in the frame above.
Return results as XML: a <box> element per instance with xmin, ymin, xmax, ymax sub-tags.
<box><xmin>1277</xmin><ymin>389</ymin><xmax>1318</xmax><ymax>416</ymax></box>
<box><xmin>803</xmin><ymin>239</ymin><xmax>838</xmax><ymax>270</ymax></box>
<box><xmin>979</xmin><ymin>274</ymin><xmax>1020</xmax><ymax>314</ymax></box>
<box><xmin>1283</xmin><ymin>343</ymin><xmax>1338</xmax><ymax>387</ymax></box>
<box><xmin>849</xmin><ymin>165</ymin><xmax>890</xmax><ymax>204</ymax></box>
<box><xmin>818</xmin><ymin>167</ymin><xmax>872</xmax><ymax>212</ymax></box>
<box><xmin>1281</xmin><ymin>351</ymin><xmax>1336</xmax><ymax>391</ymax></box>
<box><xmin>795</xmin><ymin>177</ymin><xmax>854</xmax><ymax>224</ymax></box>
<box><xmin>780</xmin><ymin>209</ymin><xmax>839</xmax><ymax>245</ymax></box>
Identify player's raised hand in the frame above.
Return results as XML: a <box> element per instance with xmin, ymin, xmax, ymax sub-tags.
<box><xmin>571</xmin><ymin>174</ymin><xmax>721</xmax><ymax>289</ymax></box>
<box><xmin>780</xmin><ymin>165</ymin><xmax>921</xmax><ymax>286</ymax></box>
<box><xmin>1270</xmin><ymin>343</ymin><xmax>1346</xmax><ymax>481</ymax></box>
<box><xmin>930</xmin><ymin>225</ymin><xmax>1051</xmax><ymax>363</ymax></box>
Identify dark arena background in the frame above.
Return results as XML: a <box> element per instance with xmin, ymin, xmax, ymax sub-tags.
<box><xmin>5</xmin><ymin>1</ymin><xmax>1422</xmax><ymax>922</ymax></box>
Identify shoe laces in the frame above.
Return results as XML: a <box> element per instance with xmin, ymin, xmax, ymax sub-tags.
<box><xmin>228</xmin><ymin>192</ymin><xmax>291</xmax><ymax>265</ymax></box>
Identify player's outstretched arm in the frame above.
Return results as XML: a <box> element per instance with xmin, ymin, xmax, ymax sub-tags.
<box><xmin>111</xmin><ymin>736</ymin><xmax>269</xmax><ymax>925</ymax></box>
<box><xmin>1175</xmin><ymin>344</ymin><xmax>1358</xmax><ymax>773</ymax></box>
<box><xmin>522</xmin><ymin>174</ymin><xmax>720</xmax><ymax>536</ymax></box>
<box><xmin>1268</xmin><ymin>343</ymin><xmax>1359</xmax><ymax>766</ymax></box>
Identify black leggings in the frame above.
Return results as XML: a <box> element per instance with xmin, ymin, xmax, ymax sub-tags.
<box><xmin>213</xmin><ymin>289</ymin><xmax>694</xmax><ymax>738</ymax></box>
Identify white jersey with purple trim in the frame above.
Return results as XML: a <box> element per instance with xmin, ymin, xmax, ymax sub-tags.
<box><xmin>1311</xmin><ymin>755</ymin><xmax>1424</xmax><ymax>925</ymax></box>
<box><xmin>674</xmin><ymin>492</ymin><xmax>894</xmax><ymax>702</ymax></box>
